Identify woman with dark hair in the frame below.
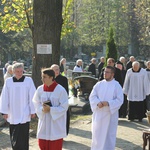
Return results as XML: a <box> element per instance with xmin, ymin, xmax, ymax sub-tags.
<box><xmin>33</xmin><ymin>68</ymin><xmax>68</xmax><ymax>150</ymax></box>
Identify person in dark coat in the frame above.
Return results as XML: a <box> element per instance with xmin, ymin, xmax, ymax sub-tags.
<box><xmin>126</xmin><ymin>56</ymin><xmax>135</xmax><ymax>70</ymax></box>
<box><xmin>116</xmin><ymin>61</ymin><xmax>127</xmax><ymax>118</ymax></box>
<box><xmin>88</xmin><ymin>58</ymin><xmax>97</xmax><ymax>77</ymax></box>
<box><xmin>98</xmin><ymin>57</ymin><xmax>105</xmax><ymax>78</ymax></box>
<box><xmin>99</xmin><ymin>58</ymin><xmax>123</xmax><ymax>87</ymax></box>
<box><xmin>50</xmin><ymin>64</ymin><xmax>70</xmax><ymax>135</ymax></box>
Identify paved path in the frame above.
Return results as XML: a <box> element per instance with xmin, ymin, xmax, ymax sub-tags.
<box><xmin>0</xmin><ymin>117</ymin><xmax>149</xmax><ymax>150</ymax></box>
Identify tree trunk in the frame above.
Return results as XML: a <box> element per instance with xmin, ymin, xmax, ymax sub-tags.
<box><xmin>129</xmin><ymin>0</ymin><xmax>139</xmax><ymax>56</ymax></box>
<box><xmin>32</xmin><ymin>0</ymin><xmax>63</xmax><ymax>87</ymax></box>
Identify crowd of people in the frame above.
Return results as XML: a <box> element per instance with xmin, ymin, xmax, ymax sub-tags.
<box><xmin>0</xmin><ymin>56</ymin><xmax>150</xmax><ymax>150</ymax></box>
<box><xmin>71</xmin><ymin>56</ymin><xmax>150</xmax><ymax>150</ymax></box>
<box><xmin>0</xmin><ymin>60</ymin><xmax>70</xmax><ymax>150</ymax></box>
<box><xmin>72</xmin><ymin>56</ymin><xmax>150</xmax><ymax>120</ymax></box>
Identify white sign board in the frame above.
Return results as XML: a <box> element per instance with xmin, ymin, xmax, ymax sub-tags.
<box><xmin>37</xmin><ymin>44</ymin><xmax>52</xmax><ymax>54</ymax></box>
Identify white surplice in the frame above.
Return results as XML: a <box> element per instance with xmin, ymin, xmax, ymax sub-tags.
<box><xmin>32</xmin><ymin>84</ymin><xmax>68</xmax><ymax>140</ymax></box>
<box><xmin>89</xmin><ymin>79</ymin><xmax>123</xmax><ymax>150</ymax></box>
<box><xmin>0</xmin><ymin>77</ymin><xmax>36</xmax><ymax>124</ymax></box>
<box><xmin>123</xmin><ymin>68</ymin><xmax>150</xmax><ymax>101</ymax></box>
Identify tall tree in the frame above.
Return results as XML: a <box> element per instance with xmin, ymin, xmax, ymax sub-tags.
<box><xmin>0</xmin><ymin>0</ymin><xmax>73</xmax><ymax>87</ymax></box>
<box><xmin>105</xmin><ymin>27</ymin><xmax>118</xmax><ymax>64</ymax></box>
<box><xmin>128</xmin><ymin>0</ymin><xmax>140</xmax><ymax>56</ymax></box>
<box><xmin>32</xmin><ymin>1</ymin><xmax>63</xmax><ymax>87</ymax></box>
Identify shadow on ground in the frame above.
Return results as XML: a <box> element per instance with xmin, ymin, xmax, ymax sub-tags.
<box><xmin>63</xmin><ymin>140</ymin><xmax>90</xmax><ymax>150</ymax></box>
<box><xmin>119</xmin><ymin>118</ymin><xmax>150</xmax><ymax>131</ymax></box>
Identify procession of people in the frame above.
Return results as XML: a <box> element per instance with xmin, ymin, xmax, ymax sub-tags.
<box><xmin>0</xmin><ymin>55</ymin><xmax>150</xmax><ymax>150</ymax></box>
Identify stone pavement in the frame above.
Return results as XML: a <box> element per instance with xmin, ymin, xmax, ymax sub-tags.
<box><xmin>0</xmin><ymin>116</ymin><xmax>149</xmax><ymax>150</ymax></box>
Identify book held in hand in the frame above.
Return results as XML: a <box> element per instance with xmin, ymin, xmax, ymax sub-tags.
<box><xmin>43</xmin><ymin>100</ymin><xmax>52</xmax><ymax>106</ymax></box>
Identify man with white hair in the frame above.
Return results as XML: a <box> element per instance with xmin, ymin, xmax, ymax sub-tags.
<box><xmin>3</xmin><ymin>62</ymin><xmax>10</xmax><ymax>76</ymax></box>
<box><xmin>123</xmin><ymin>61</ymin><xmax>150</xmax><ymax>121</ymax></box>
<box><xmin>119</xmin><ymin>56</ymin><xmax>126</xmax><ymax>70</ymax></box>
<box><xmin>4</xmin><ymin>65</ymin><xmax>13</xmax><ymax>82</ymax></box>
<box><xmin>0</xmin><ymin>63</ymin><xmax>36</xmax><ymax>150</ymax></box>
<box><xmin>88</xmin><ymin>58</ymin><xmax>96</xmax><ymax>77</ymax></box>
<box><xmin>119</xmin><ymin>56</ymin><xmax>126</xmax><ymax>63</ymax></box>
<box><xmin>126</xmin><ymin>56</ymin><xmax>135</xmax><ymax>70</ymax></box>
<box><xmin>98</xmin><ymin>57</ymin><xmax>105</xmax><ymax>78</ymax></box>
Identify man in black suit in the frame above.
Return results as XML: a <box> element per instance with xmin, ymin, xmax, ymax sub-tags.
<box><xmin>98</xmin><ymin>57</ymin><xmax>105</xmax><ymax>78</ymax></box>
<box><xmin>88</xmin><ymin>58</ymin><xmax>97</xmax><ymax>77</ymax></box>
<box><xmin>126</xmin><ymin>56</ymin><xmax>135</xmax><ymax>70</ymax></box>
<box><xmin>50</xmin><ymin>64</ymin><xmax>70</xmax><ymax>135</ymax></box>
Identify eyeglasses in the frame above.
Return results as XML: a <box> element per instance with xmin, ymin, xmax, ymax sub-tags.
<box><xmin>104</xmin><ymin>71</ymin><xmax>112</xmax><ymax>74</ymax></box>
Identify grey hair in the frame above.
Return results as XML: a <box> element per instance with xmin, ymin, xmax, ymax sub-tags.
<box><xmin>12</xmin><ymin>63</ymin><xmax>24</xmax><ymax>71</ymax></box>
<box><xmin>130</xmin><ymin>56</ymin><xmax>135</xmax><ymax>60</ymax></box>
<box><xmin>7</xmin><ymin>65</ymin><xmax>12</xmax><ymax>72</ymax></box>
<box><xmin>76</xmin><ymin>59</ymin><xmax>82</xmax><ymax>65</ymax></box>
<box><xmin>146</xmin><ymin>60</ymin><xmax>150</xmax><ymax>66</ymax></box>
<box><xmin>119</xmin><ymin>56</ymin><xmax>125</xmax><ymax>62</ymax></box>
<box><xmin>50</xmin><ymin>64</ymin><xmax>59</xmax><ymax>69</ymax></box>
<box><xmin>132</xmin><ymin>61</ymin><xmax>140</xmax><ymax>67</ymax></box>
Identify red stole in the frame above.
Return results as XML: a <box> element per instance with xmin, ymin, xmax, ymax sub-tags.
<box><xmin>43</xmin><ymin>81</ymin><xmax>58</xmax><ymax>92</ymax></box>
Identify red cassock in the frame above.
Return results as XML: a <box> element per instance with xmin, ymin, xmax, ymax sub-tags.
<box><xmin>38</xmin><ymin>139</ymin><xmax>63</xmax><ymax>150</ymax></box>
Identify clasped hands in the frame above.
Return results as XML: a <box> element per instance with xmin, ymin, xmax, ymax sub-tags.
<box><xmin>42</xmin><ymin>104</ymin><xmax>50</xmax><ymax>113</ymax></box>
<box><xmin>97</xmin><ymin>101</ymin><xmax>109</xmax><ymax>108</ymax></box>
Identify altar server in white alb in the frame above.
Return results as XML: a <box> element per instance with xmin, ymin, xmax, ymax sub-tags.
<box><xmin>0</xmin><ymin>63</ymin><xmax>36</xmax><ymax>150</ymax></box>
<box><xmin>32</xmin><ymin>68</ymin><xmax>68</xmax><ymax>150</ymax></box>
<box><xmin>123</xmin><ymin>61</ymin><xmax>150</xmax><ymax>121</ymax></box>
<box><xmin>89</xmin><ymin>66</ymin><xmax>123</xmax><ymax>150</ymax></box>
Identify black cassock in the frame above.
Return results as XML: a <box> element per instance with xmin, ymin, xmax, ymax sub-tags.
<box><xmin>55</xmin><ymin>74</ymin><xmax>70</xmax><ymax>135</ymax></box>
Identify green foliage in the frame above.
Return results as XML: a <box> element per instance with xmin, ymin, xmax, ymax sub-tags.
<box><xmin>0</xmin><ymin>0</ymin><xmax>74</xmax><ymax>37</ymax></box>
<box><xmin>0</xmin><ymin>29</ymin><xmax>32</xmax><ymax>63</ymax></box>
<box><xmin>62</xmin><ymin>0</ymin><xmax>75</xmax><ymax>38</ymax></box>
<box><xmin>1</xmin><ymin>0</ymin><xmax>150</xmax><ymax>59</ymax></box>
<box><xmin>105</xmin><ymin>27</ymin><xmax>118</xmax><ymax>65</ymax></box>
<box><xmin>0</xmin><ymin>0</ymin><xmax>33</xmax><ymax>32</ymax></box>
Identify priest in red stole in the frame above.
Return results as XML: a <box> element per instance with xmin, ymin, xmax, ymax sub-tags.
<box><xmin>32</xmin><ymin>68</ymin><xmax>68</xmax><ymax>150</ymax></box>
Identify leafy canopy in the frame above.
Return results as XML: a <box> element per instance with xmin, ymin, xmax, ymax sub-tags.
<box><xmin>0</xmin><ymin>0</ymin><xmax>33</xmax><ymax>32</ymax></box>
<box><xmin>0</xmin><ymin>0</ymin><xmax>74</xmax><ymax>37</ymax></box>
